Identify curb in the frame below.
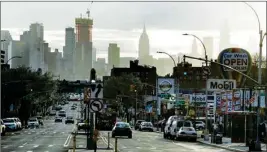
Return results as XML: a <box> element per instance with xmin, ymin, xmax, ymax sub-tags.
<box><xmin>197</xmin><ymin>140</ymin><xmax>247</xmax><ymax>152</ymax></box>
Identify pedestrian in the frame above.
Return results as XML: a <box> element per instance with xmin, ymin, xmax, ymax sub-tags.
<box><xmin>93</xmin><ymin>126</ymin><xmax>100</xmax><ymax>152</ymax></box>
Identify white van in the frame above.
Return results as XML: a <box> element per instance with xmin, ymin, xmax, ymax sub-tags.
<box><xmin>169</xmin><ymin>120</ymin><xmax>193</xmax><ymax>139</ymax></box>
<box><xmin>164</xmin><ymin>115</ymin><xmax>184</xmax><ymax>139</ymax></box>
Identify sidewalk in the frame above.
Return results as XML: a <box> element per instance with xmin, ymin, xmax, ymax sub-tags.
<box><xmin>68</xmin><ymin>133</ymin><xmax>113</xmax><ymax>152</ymax></box>
<box><xmin>198</xmin><ymin>137</ymin><xmax>267</xmax><ymax>152</ymax></box>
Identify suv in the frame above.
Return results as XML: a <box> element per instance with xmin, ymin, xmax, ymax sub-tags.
<box><xmin>135</xmin><ymin>120</ymin><xmax>145</xmax><ymax>130</ymax></box>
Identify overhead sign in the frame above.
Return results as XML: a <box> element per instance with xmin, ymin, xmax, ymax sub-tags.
<box><xmin>159</xmin><ymin>80</ymin><xmax>173</xmax><ymax>92</ymax></box>
<box><xmin>91</xmin><ymin>83</ymin><xmax>103</xmax><ymax>98</ymax></box>
<box><xmin>207</xmin><ymin>79</ymin><xmax>236</xmax><ymax>91</ymax></box>
<box><xmin>217</xmin><ymin>48</ymin><xmax>252</xmax><ymax>87</ymax></box>
<box><xmin>89</xmin><ymin>99</ymin><xmax>104</xmax><ymax>112</ymax></box>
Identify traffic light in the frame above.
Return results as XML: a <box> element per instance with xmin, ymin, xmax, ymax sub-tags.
<box><xmin>130</xmin><ymin>84</ymin><xmax>136</xmax><ymax>92</ymax></box>
<box><xmin>1</xmin><ymin>50</ymin><xmax>5</xmax><ymax>64</ymax></box>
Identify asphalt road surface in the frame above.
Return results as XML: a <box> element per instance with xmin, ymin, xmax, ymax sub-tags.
<box><xmin>101</xmin><ymin>130</ymin><xmax>232</xmax><ymax>152</ymax></box>
<box><xmin>1</xmin><ymin>101</ymin><xmax>81</xmax><ymax>152</ymax></box>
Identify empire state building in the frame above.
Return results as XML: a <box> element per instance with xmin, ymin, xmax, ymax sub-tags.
<box><xmin>138</xmin><ymin>25</ymin><xmax>151</xmax><ymax>65</ymax></box>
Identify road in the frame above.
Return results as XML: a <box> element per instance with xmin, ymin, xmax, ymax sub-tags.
<box><xmin>101</xmin><ymin>130</ymin><xmax>232</xmax><ymax>152</ymax></box>
<box><xmin>1</xmin><ymin>101</ymin><xmax>80</xmax><ymax>152</ymax></box>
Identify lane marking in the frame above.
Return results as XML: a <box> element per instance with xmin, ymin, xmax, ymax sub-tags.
<box><xmin>23</xmin><ymin>142</ymin><xmax>28</xmax><ymax>146</ymax></box>
<box><xmin>3</xmin><ymin>146</ymin><xmax>9</xmax><ymax>148</ymax></box>
<box><xmin>33</xmin><ymin>145</ymin><xmax>39</xmax><ymax>148</ymax></box>
<box><xmin>18</xmin><ymin>146</ymin><xmax>24</xmax><ymax>148</ymax></box>
<box><xmin>63</xmin><ymin>134</ymin><xmax>71</xmax><ymax>147</ymax></box>
<box><xmin>48</xmin><ymin>145</ymin><xmax>53</xmax><ymax>147</ymax></box>
<box><xmin>27</xmin><ymin>151</ymin><xmax>33</xmax><ymax>152</ymax></box>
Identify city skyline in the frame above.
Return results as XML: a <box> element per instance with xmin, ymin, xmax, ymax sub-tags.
<box><xmin>2</xmin><ymin>2</ymin><xmax>266</xmax><ymax>60</ymax></box>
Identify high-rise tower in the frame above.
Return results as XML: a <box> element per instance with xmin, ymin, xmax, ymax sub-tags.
<box><xmin>74</xmin><ymin>9</ymin><xmax>93</xmax><ymax>80</ymax></box>
<box><xmin>75</xmin><ymin>10</ymin><xmax>93</xmax><ymax>43</ymax></box>
<box><xmin>138</xmin><ymin>24</ymin><xmax>151</xmax><ymax>65</ymax></box>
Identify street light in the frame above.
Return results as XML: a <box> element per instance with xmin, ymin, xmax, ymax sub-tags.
<box><xmin>244</xmin><ymin>2</ymin><xmax>267</xmax><ymax>149</ymax></box>
<box><xmin>6</xmin><ymin>56</ymin><xmax>22</xmax><ymax>64</ymax></box>
<box><xmin>156</xmin><ymin>51</ymin><xmax>179</xmax><ymax>117</ymax></box>
<box><xmin>182</xmin><ymin>33</ymin><xmax>209</xmax><ymax>140</ymax></box>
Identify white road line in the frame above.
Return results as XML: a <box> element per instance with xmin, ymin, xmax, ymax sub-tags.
<box><xmin>22</xmin><ymin>142</ymin><xmax>28</xmax><ymax>146</ymax></box>
<box><xmin>33</xmin><ymin>145</ymin><xmax>39</xmax><ymax>148</ymax></box>
<box><xmin>63</xmin><ymin>134</ymin><xmax>71</xmax><ymax>147</ymax></box>
<box><xmin>48</xmin><ymin>145</ymin><xmax>53</xmax><ymax>147</ymax></box>
<box><xmin>18</xmin><ymin>146</ymin><xmax>24</xmax><ymax>148</ymax></box>
<box><xmin>27</xmin><ymin>151</ymin><xmax>33</xmax><ymax>152</ymax></box>
<box><xmin>3</xmin><ymin>146</ymin><xmax>8</xmax><ymax>148</ymax></box>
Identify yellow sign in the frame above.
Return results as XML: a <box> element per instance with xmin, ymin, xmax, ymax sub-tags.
<box><xmin>189</xmin><ymin>109</ymin><xmax>195</xmax><ymax>116</ymax></box>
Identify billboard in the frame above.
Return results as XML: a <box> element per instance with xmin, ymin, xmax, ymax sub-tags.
<box><xmin>217</xmin><ymin>48</ymin><xmax>252</xmax><ymax>87</ymax></box>
<box><xmin>207</xmin><ymin>79</ymin><xmax>236</xmax><ymax>91</ymax></box>
<box><xmin>157</xmin><ymin>78</ymin><xmax>175</xmax><ymax>115</ymax></box>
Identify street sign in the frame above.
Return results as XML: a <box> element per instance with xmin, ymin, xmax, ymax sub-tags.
<box><xmin>91</xmin><ymin>83</ymin><xmax>103</xmax><ymax>98</ymax></box>
<box><xmin>207</xmin><ymin>79</ymin><xmax>236</xmax><ymax>91</ymax></box>
<box><xmin>89</xmin><ymin>99</ymin><xmax>104</xmax><ymax>112</ymax></box>
<box><xmin>202</xmin><ymin>66</ymin><xmax>211</xmax><ymax>75</ymax></box>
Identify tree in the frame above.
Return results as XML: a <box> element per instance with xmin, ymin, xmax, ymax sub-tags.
<box><xmin>252</xmin><ymin>53</ymin><xmax>266</xmax><ymax>68</ymax></box>
<box><xmin>103</xmin><ymin>74</ymin><xmax>143</xmax><ymax>120</ymax></box>
<box><xmin>1</xmin><ymin>66</ymin><xmax>57</xmax><ymax>124</ymax></box>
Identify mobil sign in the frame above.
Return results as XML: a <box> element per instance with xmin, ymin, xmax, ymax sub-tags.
<box><xmin>190</xmin><ymin>95</ymin><xmax>206</xmax><ymax>103</ymax></box>
<box><xmin>207</xmin><ymin>79</ymin><xmax>236</xmax><ymax>91</ymax></box>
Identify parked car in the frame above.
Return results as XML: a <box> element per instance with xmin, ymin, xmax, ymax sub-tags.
<box><xmin>139</xmin><ymin>122</ymin><xmax>153</xmax><ymax>132</ymax></box>
<box><xmin>195</xmin><ymin>121</ymin><xmax>205</xmax><ymax>130</ymax></box>
<box><xmin>176</xmin><ymin>127</ymin><xmax>197</xmax><ymax>142</ymax></box>
<box><xmin>55</xmin><ymin>116</ymin><xmax>63</xmax><ymax>122</ymax></box>
<box><xmin>65</xmin><ymin>116</ymin><xmax>74</xmax><ymax>124</ymax></box>
<box><xmin>27</xmin><ymin>117</ymin><xmax>40</xmax><ymax>128</ymax></box>
<box><xmin>1</xmin><ymin>119</ymin><xmax>6</xmax><ymax>136</ymax></box>
<box><xmin>169</xmin><ymin>120</ymin><xmax>193</xmax><ymax>140</ymax></box>
<box><xmin>77</xmin><ymin>120</ymin><xmax>89</xmax><ymax>130</ymax></box>
<box><xmin>36</xmin><ymin>116</ymin><xmax>44</xmax><ymax>125</ymax></box>
<box><xmin>3</xmin><ymin>118</ymin><xmax>17</xmax><ymax>131</ymax></box>
<box><xmin>13</xmin><ymin>117</ymin><xmax>22</xmax><ymax>130</ymax></box>
<box><xmin>135</xmin><ymin>120</ymin><xmax>145</xmax><ymax>130</ymax></box>
<box><xmin>112</xmin><ymin>122</ymin><xmax>132</xmax><ymax>138</ymax></box>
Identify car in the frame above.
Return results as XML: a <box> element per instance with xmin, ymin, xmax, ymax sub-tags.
<box><xmin>3</xmin><ymin>118</ymin><xmax>17</xmax><ymax>131</ymax></box>
<box><xmin>77</xmin><ymin>120</ymin><xmax>89</xmax><ymax>130</ymax></box>
<box><xmin>13</xmin><ymin>117</ymin><xmax>22</xmax><ymax>130</ymax></box>
<box><xmin>1</xmin><ymin>119</ymin><xmax>6</xmax><ymax>136</ymax></box>
<box><xmin>55</xmin><ymin>116</ymin><xmax>63</xmax><ymax>122</ymax></box>
<box><xmin>58</xmin><ymin>110</ymin><xmax>66</xmax><ymax>117</ymax></box>
<box><xmin>195</xmin><ymin>121</ymin><xmax>205</xmax><ymax>130</ymax></box>
<box><xmin>27</xmin><ymin>117</ymin><xmax>40</xmax><ymax>128</ymax></box>
<box><xmin>36</xmin><ymin>116</ymin><xmax>44</xmax><ymax>125</ymax></box>
<box><xmin>65</xmin><ymin>116</ymin><xmax>74</xmax><ymax>124</ymax></box>
<box><xmin>49</xmin><ymin>110</ymin><xmax>57</xmax><ymax>116</ymax></box>
<box><xmin>176</xmin><ymin>127</ymin><xmax>197</xmax><ymax>142</ymax></box>
<box><xmin>139</xmin><ymin>122</ymin><xmax>153</xmax><ymax>132</ymax></box>
<box><xmin>55</xmin><ymin>106</ymin><xmax>62</xmax><ymax>111</ymax></box>
<box><xmin>135</xmin><ymin>120</ymin><xmax>145</xmax><ymax>130</ymax></box>
<box><xmin>112</xmin><ymin>122</ymin><xmax>132</xmax><ymax>138</ymax></box>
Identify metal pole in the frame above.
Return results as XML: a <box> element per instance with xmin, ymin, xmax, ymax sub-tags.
<box><xmin>114</xmin><ymin>137</ymin><xmax>118</xmax><ymax>152</ymax></box>
<box><xmin>107</xmin><ymin>132</ymin><xmax>110</xmax><ymax>149</ymax></box>
<box><xmin>135</xmin><ymin>90</ymin><xmax>137</xmax><ymax>125</ymax></box>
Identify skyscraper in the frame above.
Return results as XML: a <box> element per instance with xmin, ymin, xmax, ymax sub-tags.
<box><xmin>1</xmin><ymin>30</ymin><xmax>12</xmax><ymax>63</ymax></box>
<box><xmin>219</xmin><ymin>20</ymin><xmax>231</xmax><ymax>51</ymax></box>
<box><xmin>64</xmin><ymin>27</ymin><xmax>75</xmax><ymax>80</ymax></box>
<box><xmin>108</xmin><ymin>43</ymin><xmax>120</xmax><ymax>69</ymax></box>
<box><xmin>203</xmin><ymin>37</ymin><xmax>214</xmax><ymax>59</ymax></box>
<box><xmin>138</xmin><ymin>25</ymin><xmax>151</xmax><ymax>65</ymax></box>
<box><xmin>74</xmin><ymin>10</ymin><xmax>93</xmax><ymax>80</ymax></box>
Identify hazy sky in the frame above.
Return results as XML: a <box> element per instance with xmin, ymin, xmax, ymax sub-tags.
<box><xmin>2</xmin><ymin>1</ymin><xmax>266</xmax><ymax>59</ymax></box>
